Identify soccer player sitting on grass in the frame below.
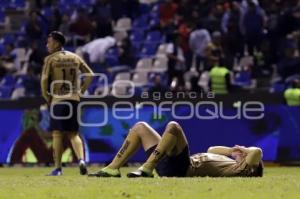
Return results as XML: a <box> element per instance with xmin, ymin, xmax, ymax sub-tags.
<box><xmin>89</xmin><ymin>121</ymin><xmax>263</xmax><ymax>178</ymax></box>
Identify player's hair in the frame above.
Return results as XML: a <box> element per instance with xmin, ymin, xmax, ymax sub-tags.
<box><xmin>252</xmin><ymin>160</ymin><xmax>264</xmax><ymax>177</ymax></box>
<box><xmin>48</xmin><ymin>31</ymin><xmax>66</xmax><ymax>46</ymax></box>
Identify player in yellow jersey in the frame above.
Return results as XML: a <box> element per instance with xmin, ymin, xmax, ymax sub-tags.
<box><xmin>89</xmin><ymin>121</ymin><xmax>263</xmax><ymax>178</ymax></box>
<box><xmin>41</xmin><ymin>31</ymin><xmax>94</xmax><ymax>176</ymax></box>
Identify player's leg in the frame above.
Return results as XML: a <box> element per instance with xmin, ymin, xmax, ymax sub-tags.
<box><xmin>67</xmin><ymin>132</ymin><xmax>87</xmax><ymax>175</ymax></box>
<box><xmin>47</xmin><ymin>130</ymin><xmax>64</xmax><ymax>176</ymax></box>
<box><xmin>88</xmin><ymin>122</ymin><xmax>161</xmax><ymax>177</ymax></box>
<box><xmin>128</xmin><ymin>121</ymin><xmax>189</xmax><ymax>177</ymax></box>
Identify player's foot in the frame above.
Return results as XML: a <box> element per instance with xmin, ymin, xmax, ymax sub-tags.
<box><xmin>79</xmin><ymin>160</ymin><xmax>88</xmax><ymax>175</ymax></box>
<box><xmin>47</xmin><ymin>168</ymin><xmax>62</xmax><ymax>176</ymax></box>
<box><xmin>127</xmin><ymin>167</ymin><xmax>153</xmax><ymax>178</ymax></box>
<box><xmin>88</xmin><ymin>167</ymin><xmax>121</xmax><ymax>178</ymax></box>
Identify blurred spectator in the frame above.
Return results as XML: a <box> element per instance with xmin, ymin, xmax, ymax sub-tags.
<box><xmin>79</xmin><ymin>36</ymin><xmax>116</xmax><ymax>64</ymax></box>
<box><xmin>59</xmin><ymin>14</ymin><xmax>72</xmax><ymax>45</ymax></box>
<box><xmin>284</xmin><ymin>79</ymin><xmax>300</xmax><ymax>106</ymax></box>
<box><xmin>24</xmin><ymin>67</ymin><xmax>41</xmax><ymax>97</ymax></box>
<box><xmin>190</xmin><ymin>76</ymin><xmax>203</xmax><ymax>92</ymax></box>
<box><xmin>160</xmin><ymin>0</ymin><xmax>178</xmax><ymax>27</ymax></box>
<box><xmin>203</xmin><ymin>3</ymin><xmax>224</xmax><ymax>33</ymax></box>
<box><xmin>167</xmin><ymin>33</ymin><xmax>186</xmax><ymax>89</ymax></box>
<box><xmin>90</xmin><ymin>0</ymin><xmax>113</xmax><ymax>38</ymax></box>
<box><xmin>243</xmin><ymin>0</ymin><xmax>266</xmax><ymax>55</ymax></box>
<box><xmin>149</xmin><ymin>75</ymin><xmax>168</xmax><ymax>93</ymax></box>
<box><xmin>206</xmin><ymin>31</ymin><xmax>225</xmax><ymax>67</ymax></box>
<box><xmin>69</xmin><ymin>8</ymin><xmax>93</xmax><ymax>46</ymax></box>
<box><xmin>0</xmin><ymin>43</ymin><xmax>16</xmax><ymax>72</ymax></box>
<box><xmin>189</xmin><ymin>23</ymin><xmax>211</xmax><ymax>71</ymax></box>
<box><xmin>48</xmin><ymin>7</ymin><xmax>62</xmax><ymax>33</ymax></box>
<box><xmin>25</xmin><ymin>11</ymin><xmax>46</xmax><ymax>42</ymax></box>
<box><xmin>209</xmin><ymin>63</ymin><xmax>232</xmax><ymax>95</ymax></box>
<box><xmin>29</xmin><ymin>41</ymin><xmax>46</xmax><ymax>75</ymax></box>
<box><xmin>277</xmin><ymin>37</ymin><xmax>300</xmax><ymax>80</ymax></box>
<box><xmin>118</xmin><ymin>38</ymin><xmax>134</xmax><ymax>67</ymax></box>
<box><xmin>222</xmin><ymin>2</ymin><xmax>244</xmax><ymax>68</ymax></box>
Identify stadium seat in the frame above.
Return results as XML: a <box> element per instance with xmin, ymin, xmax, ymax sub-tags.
<box><xmin>130</xmin><ymin>30</ymin><xmax>144</xmax><ymax>43</ymax></box>
<box><xmin>41</xmin><ymin>7</ymin><xmax>53</xmax><ymax>18</ymax></box>
<box><xmin>149</xmin><ymin>18</ymin><xmax>160</xmax><ymax>29</ymax></box>
<box><xmin>132</xmin><ymin>72</ymin><xmax>149</xmax><ymax>87</ymax></box>
<box><xmin>0</xmin><ymin>9</ymin><xmax>5</xmax><ymax>23</ymax></box>
<box><xmin>0</xmin><ymin>86</ymin><xmax>13</xmax><ymax>99</ymax></box>
<box><xmin>115</xmin><ymin>72</ymin><xmax>131</xmax><ymax>81</ymax></box>
<box><xmin>198</xmin><ymin>71</ymin><xmax>210</xmax><ymax>92</ymax></box>
<box><xmin>0</xmin><ymin>75</ymin><xmax>15</xmax><ymax>87</ymax></box>
<box><xmin>114</xmin><ymin>17</ymin><xmax>132</xmax><ymax>32</ymax></box>
<box><xmin>139</xmin><ymin>3</ymin><xmax>152</xmax><ymax>13</ymax></box>
<box><xmin>145</xmin><ymin>31</ymin><xmax>163</xmax><ymax>44</ymax></box>
<box><xmin>135</xmin><ymin>58</ymin><xmax>153</xmax><ymax>72</ymax></box>
<box><xmin>11</xmin><ymin>87</ymin><xmax>25</xmax><ymax>99</ymax></box>
<box><xmin>111</xmin><ymin>80</ymin><xmax>133</xmax><ymax>96</ymax></box>
<box><xmin>156</xmin><ymin>43</ymin><xmax>168</xmax><ymax>58</ymax></box>
<box><xmin>1</xmin><ymin>34</ymin><xmax>15</xmax><ymax>45</ymax></box>
<box><xmin>132</xmin><ymin>15</ymin><xmax>149</xmax><ymax>30</ymax></box>
<box><xmin>139</xmin><ymin>43</ymin><xmax>157</xmax><ymax>58</ymax></box>
<box><xmin>152</xmin><ymin>57</ymin><xmax>168</xmax><ymax>72</ymax></box>
<box><xmin>105</xmin><ymin>47</ymin><xmax>119</xmax><ymax>66</ymax></box>
<box><xmin>270</xmin><ymin>80</ymin><xmax>285</xmax><ymax>93</ymax></box>
<box><xmin>234</xmin><ymin>71</ymin><xmax>252</xmax><ymax>86</ymax></box>
<box><xmin>10</xmin><ymin>0</ymin><xmax>26</xmax><ymax>9</ymax></box>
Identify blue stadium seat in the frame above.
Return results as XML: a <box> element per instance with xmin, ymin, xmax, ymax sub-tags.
<box><xmin>131</xmin><ymin>42</ymin><xmax>142</xmax><ymax>56</ymax></box>
<box><xmin>130</xmin><ymin>30</ymin><xmax>144</xmax><ymax>43</ymax></box>
<box><xmin>41</xmin><ymin>6</ymin><xmax>53</xmax><ymax>18</ymax></box>
<box><xmin>149</xmin><ymin>18</ymin><xmax>160</xmax><ymax>29</ymax></box>
<box><xmin>2</xmin><ymin>34</ymin><xmax>15</xmax><ymax>45</ymax></box>
<box><xmin>132</xmin><ymin>15</ymin><xmax>149</xmax><ymax>30</ymax></box>
<box><xmin>139</xmin><ymin>43</ymin><xmax>157</xmax><ymax>58</ymax></box>
<box><xmin>270</xmin><ymin>81</ymin><xmax>285</xmax><ymax>93</ymax></box>
<box><xmin>0</xmin><ymin>43</ymin><xmax>4</xmax><ymax>55</ymax></box>
<box><xmin>145</xmin><ymin>31</ymin><xmax>163</xmax><ymax>43</ymax></box>
<box><xmin>139</xmin><ymin>4</ymin><xmax>152</xmax><ymax>13</ymax></box>
<box><xmin>234</xmin><ymin>71</ymin><xmax>251</xmax><ymax>86</ymax></box>
<box><xmin>0</xmin><ymin>75</ymin><xmax>15</xmax><ymax>87</ymax></box>
<box><xmin>0</xmin><ymin>1</ymin><xmax>9</xmax><ymax>9</ymax></box>
<box><xmin>10</xmin><ymin>0</ymin><xmax>26</xmax><ymax>8</ymax></box>
<box><xmin>0</xmin><ymin>9</ymin><xmax>5</xmax><ymax>23</ymax></box>
<box><xmin>0</xmin><ymin>86</ymin><xmax>13</xmax><ymax>99</ymax></box>
<box><xmin>105</xmin><ymin>47</ymin><xmax>119</xmax><ymax>66</ymax></box>
<box><xmin>105</xmin><ymin>55</ymin><xmax>119</xmax><ymax>67</ymax></box>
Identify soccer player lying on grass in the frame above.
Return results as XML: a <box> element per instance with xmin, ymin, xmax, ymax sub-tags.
<box><xmin>89</xmin><ymin>121</ymin><xmax>263</xmax><ymax>178</ymax></box>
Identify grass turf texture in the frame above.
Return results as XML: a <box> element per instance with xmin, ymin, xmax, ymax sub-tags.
<box><xmin>0</xmin><ymin>167</ymin><xmax>299</xmax><ymax>199</ymax></box>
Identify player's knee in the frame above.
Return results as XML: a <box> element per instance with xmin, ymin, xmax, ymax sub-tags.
<box><xmin>166</xmin><ymin>121</ymin><xmax>181</xmax><ymax>135</ymax></box>
<box><xmin>134</xmin><ymin>121</ymin><xmax>148</xmax><ymax>128</ymax></box>
<box><xmin>253</xmin><ymin>148</ymin><xmax>263</xmax><ymax>159</ymax></box>
<box><xmin>132</xmin><ymin>122</ymin><xmax>149</xmax><ymax>133</ymax></box>
<box><xmin>167</xmin><ymin>121</ymin><xmax>180</xmax><ymax>129</ymax></box>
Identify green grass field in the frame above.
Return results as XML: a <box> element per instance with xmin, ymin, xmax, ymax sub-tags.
<box><xmin>0</xmin><ymin>166</ymin><xmax>299</xmax><ymax>199</ymax></box>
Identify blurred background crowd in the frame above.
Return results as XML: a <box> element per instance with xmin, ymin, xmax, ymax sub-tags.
<box><xmin>0</xmin><ymin>0</ymin><xmax>299</xmax><ymax>102</ymax></box>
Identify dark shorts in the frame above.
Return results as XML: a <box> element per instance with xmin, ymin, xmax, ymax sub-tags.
<box><xmin>146</xmin><ymin>145</ymin><xmax>190</xmax><ymax>177</ymax></box>
<box><xmin>49</xmin><ymin>100</ymin><xmax>79</xmax><ymax>132</ymax></box>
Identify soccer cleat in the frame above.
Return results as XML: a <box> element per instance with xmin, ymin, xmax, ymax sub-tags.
<box><xmin>88</xmin><ymin>167</ymin><xmax>121</xmax><ymax>178</ymax></box>
<box><xmin>79</xmin><ymin>160</ymin><xmax>88</xmax><ymax>175</ymax></box>
<box><xmin>127</xmin><ymin>168</ymin><xmax>154</xmax><ymax>178</ymax></box>
<box><xmin>47</xmin><ymin>168</ymin><xmax>62</xmax><ymax>176</ymax></box>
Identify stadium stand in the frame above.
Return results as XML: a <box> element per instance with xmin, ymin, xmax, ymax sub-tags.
<box><xmin>0</xmin><ymin>0</ymin><xmax>298</xmax><ymax>99</ymax></box>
